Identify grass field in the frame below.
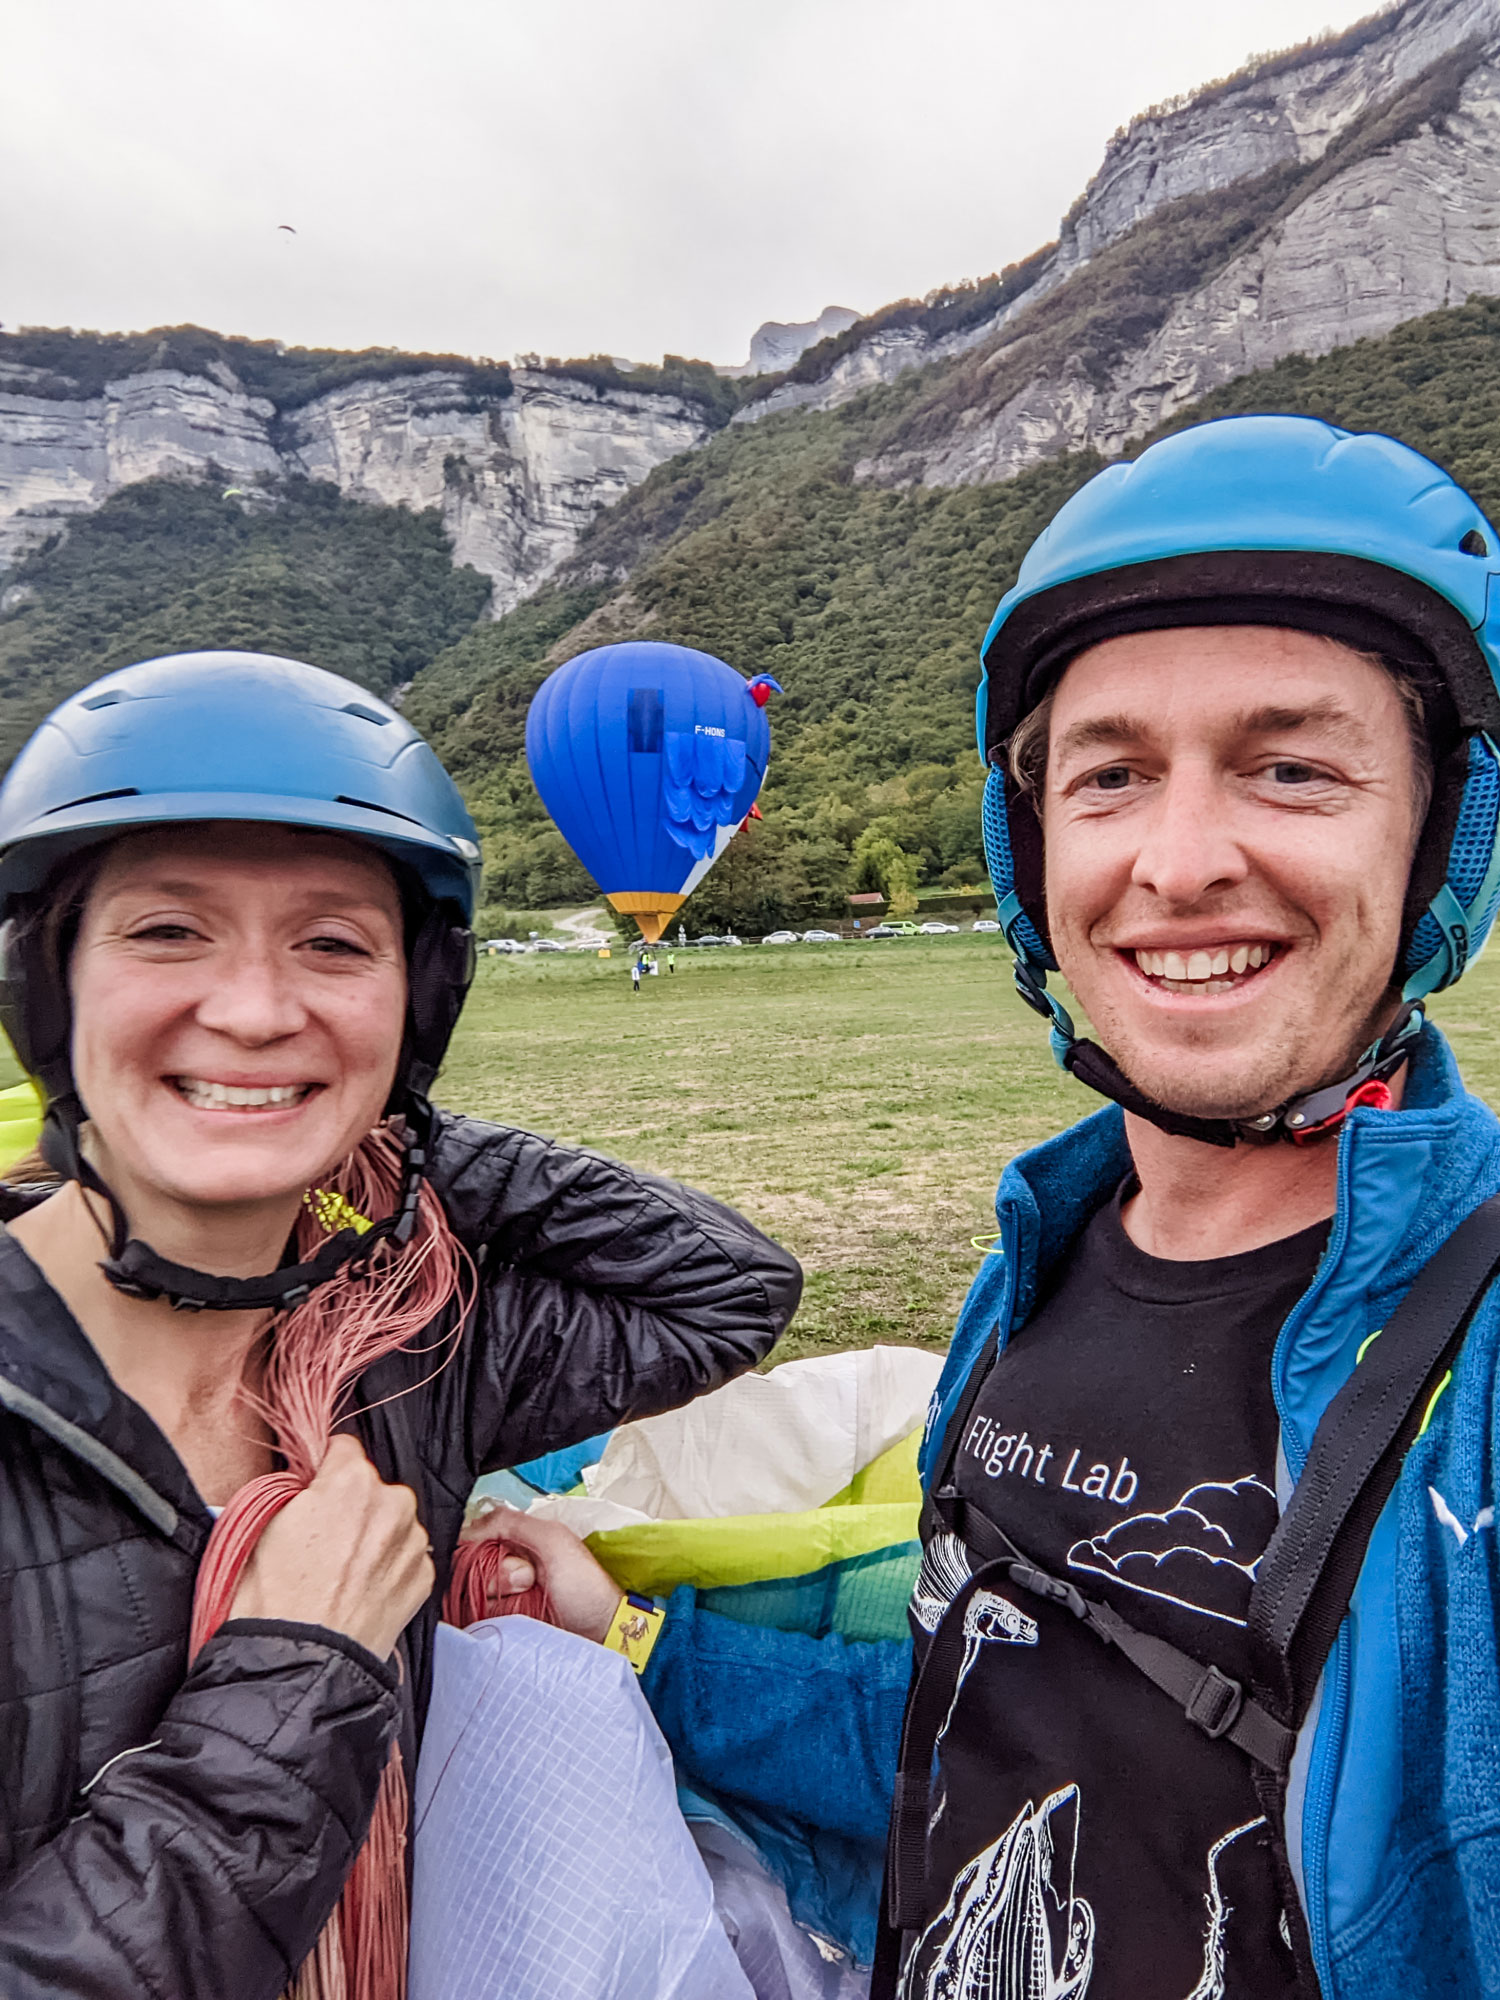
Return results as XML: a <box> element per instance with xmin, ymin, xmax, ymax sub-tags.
<box><xmin>436</xmin><ymin>934</ymin><xmax>1500</xmax><ymax>1363</ymax></box>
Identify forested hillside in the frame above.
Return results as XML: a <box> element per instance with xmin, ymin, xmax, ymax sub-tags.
<box><xmin>0</xmin><ymin>479</ymin><xmax>490</xmax><ymax>765</ymax></box>
<box><xmin>404</xmin><ymin>296</ymin><xmax>1500</xmax><ymax>930</ymax></box>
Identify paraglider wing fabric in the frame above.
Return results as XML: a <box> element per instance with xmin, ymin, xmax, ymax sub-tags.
<box><xmin>409</xmin><ymin>1619</ymin><xmax>753</xmax><ymax>2000</ymax></box>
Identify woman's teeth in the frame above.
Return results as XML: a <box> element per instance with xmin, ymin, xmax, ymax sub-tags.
<box><xmin>175</xmin><ymin>1079</ymin><xmax>309</xmax><ymax>1110</ymax></box>
<box><xmin>1132</xmin><ymin>942</ymin><xmax>1275</xmax><ymax>995</ymax></box>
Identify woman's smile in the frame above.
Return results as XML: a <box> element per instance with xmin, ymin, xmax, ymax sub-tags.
<box><xmin>171</xmin><ymin>1077</ymin><xmax>320</xmax><ymax>1113</ymax></box>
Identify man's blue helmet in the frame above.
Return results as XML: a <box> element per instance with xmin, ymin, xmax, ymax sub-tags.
<box><xmin>0</xmin><ymin>651</ymin><xmax>481</xmax><ymax>1113</ymax></box>
<box><xmin>978</xmin><ymin>416</ymin><xmax>1500</xmax><ymax>1011</ymax></box>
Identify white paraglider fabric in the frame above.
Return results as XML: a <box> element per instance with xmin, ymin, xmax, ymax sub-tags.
<box><xmin>526</xmin><ymin>1344</ymin><xmax>943</xmax><ymax>1536</ymax></box>
<box><xmin>409</xmin><ymin>1618</ymin><xmax>754</xmax><ymax>2000</ymax></box>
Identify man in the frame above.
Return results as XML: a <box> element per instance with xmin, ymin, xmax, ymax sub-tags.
<box><xmin>892</xmin><ymin>413</ymin><xmax>1500</xmax><ymax>1999</ymax></box>
<box><xmin>490</xmin><ymin>416</ymin><xmax>1500</xmax><ymax>1999</ymax></box>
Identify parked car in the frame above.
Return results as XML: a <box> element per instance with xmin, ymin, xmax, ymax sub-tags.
<box><xmin>971</xmin><ymin>918</ymin><xmax>1002</xmax><ymax>933</ymax></box>
<box><xmin>691</xmin><ymin>933</ymin><xmax>742</xmax><ymax>948</ymax></box>
<box><xmin>801</xmin><ymin>928</ymin><xmax>843</xmax><ymax>943</ymax></box>
<box><xmin>884</xmin><ymin>921</ymin><xmax>922</xmax><ymax>937</ymax></box>
<box><xmin>762</xmin><ymin>930</ymin><xmax>798</xmax><ymax>944</ymax></box>
<box><xmin>482</xmin><ymin>938</ymin><xmax>525</xmax><ymax>955</ymax></box>
<box><xmin>863</xmin><ymin>923</ymin><xmax>900</xmax><ymax>939</ymax></box>
<box><xmin>919</xmin><ymin>921</ymin><xmax>961</xmax><ymax>935</ymax></box>
<box><xmin>529</xmin><ymin>938</ymin><xmax>566</xmax><ymax>954</ymax></box>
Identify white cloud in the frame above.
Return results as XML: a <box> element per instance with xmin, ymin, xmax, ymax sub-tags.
<box><xmin>1</xmin><ymin>0</ymin><xmax>1375</xmax><ymax>368</ymax></box>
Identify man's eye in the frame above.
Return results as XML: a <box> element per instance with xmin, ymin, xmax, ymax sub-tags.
<box><xmin>1090</xmin><ymin>766</ymin><xmax>1133</xmax><ymax>792</ymax></box>
<box><xmin>1269</xmin><ymin>761</ymin><xmax>1320</xmax><ymax>784</ymax></box>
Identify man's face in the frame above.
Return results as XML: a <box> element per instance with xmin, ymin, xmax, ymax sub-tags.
<box><xmin>1041</xmin><ymin>626</ymin><xmax>1423</xmax><ymax>1122</ymax></box>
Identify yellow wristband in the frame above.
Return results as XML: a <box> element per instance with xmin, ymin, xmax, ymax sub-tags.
<box><xmin>601</xmin><ymin>1591</ymin><xmax>665</xmax><ymax>1674</ymax></box>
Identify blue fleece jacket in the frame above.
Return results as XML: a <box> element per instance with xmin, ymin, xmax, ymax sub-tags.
<box><xmin>645</xmin><ymin>1023</ymin><xmax>1500</xmax><ymax>1994</ymax></box>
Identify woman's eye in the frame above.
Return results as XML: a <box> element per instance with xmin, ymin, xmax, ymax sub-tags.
<box><xmin>128</xmin><ymin>923</ymin><xmax>199</xmax><ymax>943</ymax></box>
<box><xmin>304</xmin><ymin>934</ymin><xmax>367</xmax><ymax>957</ymax></box>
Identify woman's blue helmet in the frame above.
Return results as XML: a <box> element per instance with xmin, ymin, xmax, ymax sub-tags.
<box><xmin>975</xmin><ymin>415</ymin><xmax>1500</xmax><ymax>1141</ymax></box>
<box><xmin>0</xmin><ymin>650</ymin><xmax>481</xmax><ymax>1121</ymax></box>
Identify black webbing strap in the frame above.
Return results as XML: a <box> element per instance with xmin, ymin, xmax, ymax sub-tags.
<box><xmin>1250</xmin><ymin>1189</ymin><xmax>1500</xmax><ymax>1726</ymax></box>
<box><xmin>948</xmin><ymin>1492</ymin><xmax>1294</xmax><ymax>1768</ymax></box>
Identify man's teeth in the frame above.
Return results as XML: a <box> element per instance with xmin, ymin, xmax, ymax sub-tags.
<box><xmin>177</xmin><ymin>1079</ymin><xmax>308</xmax><ymax>1110</ymax></box>
<box><xmin>1132</xmin><ymin>943</ymin><xmax>1274</xmax><ymax>991</ymax></box>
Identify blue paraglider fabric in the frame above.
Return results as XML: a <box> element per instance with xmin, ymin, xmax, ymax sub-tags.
<box><xmin>526</xmin><ymin>642</ymin><xmax>771</xmax><ymax>898</ymax></box>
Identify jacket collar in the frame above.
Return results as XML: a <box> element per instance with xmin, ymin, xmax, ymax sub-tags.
<box><xmin>0</xmin><ymin>1229</ymin><xmax>212</xmax><ymax>1547</ymax></box>
<box><xmin>995</xmin><ymin>1020</ymin><xmax>1500</xmax><ymax>1326</ymax></box>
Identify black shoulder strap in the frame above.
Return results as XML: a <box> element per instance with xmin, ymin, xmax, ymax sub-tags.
<box><xmin>1249</xmin><ymin>1189</ymin><xmax>1500</xmax><ymax>1724</ymax></box>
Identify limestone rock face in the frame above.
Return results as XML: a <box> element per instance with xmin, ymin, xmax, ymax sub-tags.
<box><xmin>0</xmin><ymin>370</ymin><xmax>281</xmax><ymax>567</ymax></box>
<box><xmin>743</xmin><ymin>306</ymin><xmax>861</xmax><ymax>376</ymax></box>
<box><xmin>0</xmin><ymin>365</ymin><xmax>709</xmax><ymax>613</ymax></box>
<box><xmin>736</xmin><ymin>0</ymin><xmax>1500</xmax><ymax>435</ymax></box>
<box><xmin>862</xmin><ymin>43</ymin><xmax>1500</xmax><ymax>488</ymax></box>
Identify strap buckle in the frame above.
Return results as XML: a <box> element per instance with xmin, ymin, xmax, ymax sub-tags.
<box><xmin>1185</xmin><ymin>1663</ymin><xmax>1244</xmax><ymax>1739</ymax></box>
<box><xmin>1006</xmin><ymin>1559</ymin><xmax>1088</xmax><ymax>1621</ymax></box>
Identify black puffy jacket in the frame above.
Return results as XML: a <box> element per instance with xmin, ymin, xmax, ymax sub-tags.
<box><xmin>0</xmin><ymin>1112</ymin><xmax>801</xmax><ymax>1999</ymax></box>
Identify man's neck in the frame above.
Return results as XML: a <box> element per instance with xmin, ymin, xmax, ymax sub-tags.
<box><xmin>1120</xmin><ymin>1113</ymin><xmax>1344</xmax><ymax>1261</ymax></box>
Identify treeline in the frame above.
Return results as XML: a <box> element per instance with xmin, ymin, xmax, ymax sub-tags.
<box><xmin>0</xmin><ymin>325</ymin><xmax>514</xmax><ymax>410</ymax></box>
<box><xmin>0</xmin><ymin>477</ymin><xmax>489</xmax><ymax>767</ymax></box>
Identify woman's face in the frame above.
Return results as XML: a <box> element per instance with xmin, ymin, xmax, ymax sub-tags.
<box><xmin>69</xmin><ymin>823</ymin><xmax>407</xmax><ymax>1216</ymax></box>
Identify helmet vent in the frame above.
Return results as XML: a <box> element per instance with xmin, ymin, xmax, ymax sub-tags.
<box><xmin>80</xmin><ymin>690</ymin><xmax>128</xmax><ymax>710</ymax></box>
<box><xmin>336</xmin><ymin>794</ymin><xmax>423</xmax><ymax>828</ymax></box>
<box><xmin>341</xmin><ymin>701</ymin><xmax>390</xmax><ymax>726</ymax></box>
<box><xmin>1461</xmin><ymin>529</ymin><xmax>1489</xmax><ymax>557</ymax></box>
<box><xmin>43</xmin><ymin>787</ymin><xmax>139</xmax><ymax>815</ymax></box>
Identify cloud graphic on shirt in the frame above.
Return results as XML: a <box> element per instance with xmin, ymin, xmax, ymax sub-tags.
<box><xmin>1066</xmin><ymin>1476</ymin><xmax>1278</xmax><ymax>1626</ymax></box>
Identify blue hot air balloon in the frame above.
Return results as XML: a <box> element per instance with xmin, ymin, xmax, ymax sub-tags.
<box><xmin>526</xmin><ymin>642</ymin><xmax>780</xmax><ymax>940</ymax></box>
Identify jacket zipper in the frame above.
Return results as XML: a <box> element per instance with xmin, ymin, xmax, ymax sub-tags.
<box><xmin>1265</xmin><ymin>1127</ymin><xmax>1360</xmax><ymax>1998</ymax></box>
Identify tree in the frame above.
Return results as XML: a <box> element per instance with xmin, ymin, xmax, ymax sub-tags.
<box><xmin>852</xmin><ymin>830</ymin><xmax>920</xmax><ymax>917</ymax></box>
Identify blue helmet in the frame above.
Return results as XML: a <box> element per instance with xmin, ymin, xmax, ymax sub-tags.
<box><xmin>975</xmin><ymin>416</ymin><xmax>1500</xmax><ymax>1141</ymax></box>
<box><xmin>0</xmin><ymin>651</ymin><xmax>481</xmax><ymax>1114</ymax></box>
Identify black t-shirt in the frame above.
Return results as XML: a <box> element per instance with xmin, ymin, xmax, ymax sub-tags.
<box><xmin>903</xmin><ymin>1187</ymin><xmax>1328</xmax><ymax>2000</ymax></box>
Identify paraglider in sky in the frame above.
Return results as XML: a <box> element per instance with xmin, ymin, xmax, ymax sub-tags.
<box><xmin>526</xmin><ymin>642</ymin><xmax>780</xmax><ymax>941</ymax></box>
<box><xmin>277</xmin><ymin>223</ymin><xmax>297</xmax><ymax>234</ymax></box>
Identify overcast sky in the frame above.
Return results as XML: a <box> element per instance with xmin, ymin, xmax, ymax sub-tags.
<box><xmin>3</xmin><ymin>0</ymin><xmax>1372</xmax><ymax>369</ymax></box>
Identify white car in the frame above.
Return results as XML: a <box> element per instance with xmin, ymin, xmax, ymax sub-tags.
<box><xmin>919</xmin><ymin>921</ymin><xmax>961</xmax><ymax>935</ymax></box>
<box><xmin>801</xmin><ymin>929</ymin><xmax>843</xmax><ymax>943</ymax></box>
<box><xmin>529</xmin><ymin>938</ymin><xmax>566</xmax><ymax>954</ymax></box>
<box><xmin>971</xmin><ymin>919</ymin><xmax>1002</xmax><ymax>933</ymax></box>
<box><xmin>482</xmin><ymin>938</ymin><xmax>525</xmax><ymax>954</ymax></box>
<box><xmin>762</xmin><ymin>930</ymin><xmax>798</xmax><ymax>944</ymax></box>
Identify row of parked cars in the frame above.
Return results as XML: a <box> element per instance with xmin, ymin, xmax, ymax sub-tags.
<box><xmin>761</xmin><ymin>919</ymin><xmax>1002</xmax><ymax>944</ymax></box>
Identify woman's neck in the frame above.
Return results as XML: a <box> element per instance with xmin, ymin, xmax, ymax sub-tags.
<box><xmin>8</xmin><ymin>1182</ymin><xmax>279</xmax><ymax>1506</ymax></box>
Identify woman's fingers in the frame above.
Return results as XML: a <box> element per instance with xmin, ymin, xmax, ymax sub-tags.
<box><xmin>228</xmin><ymin>1436</ymin><xmax>434</xmax><ymax>1659</ymax></box>
<box><xmin>464</xmin><ymin>1505</ymin><xmax>624</xmax><ymax>1642</ymax></box>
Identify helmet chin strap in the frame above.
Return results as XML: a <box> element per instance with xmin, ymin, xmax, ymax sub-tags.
<box><xmin>1011</xmin><ymin>958</ymin><xmax>1424</xmax><ymax>1149</ymax></box>
<box><xmin>41</xmin><ymin>1095</ymin><xmax>433</xmax><ymax>1312</ymax></box>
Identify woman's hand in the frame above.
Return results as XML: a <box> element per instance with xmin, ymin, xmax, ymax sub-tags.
<box><xmin>228</xmin><ymin>1435</ymin><xmax>435</xmax><ymax>1660</ymax></box>
<box><xmin>461</xmin><ymin>1503</ymin><xmax>622</xmax><ymax>1642</ymax></box>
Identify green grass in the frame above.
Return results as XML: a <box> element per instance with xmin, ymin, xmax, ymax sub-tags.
<box><xmin>435</xmin><ymin>931</ymin><xmax>1500</xmax><ymax>1364</ymax></box>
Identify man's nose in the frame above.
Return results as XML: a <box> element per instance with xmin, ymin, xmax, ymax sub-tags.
<box><xmin>193</xmin><ymin>948</ymin><xmax>308</xmax><ymax>1044</ymax></box>
<box><xmin>1129</xmin><ymin>766</ymin><xmax>1250</xmax><ymax>905</ymax></box>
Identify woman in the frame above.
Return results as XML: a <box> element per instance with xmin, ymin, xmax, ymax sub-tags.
<box><xmin>0</xmin><ymin>648</ymin><xmax>801</xmax><ymax>1998</ymax></box>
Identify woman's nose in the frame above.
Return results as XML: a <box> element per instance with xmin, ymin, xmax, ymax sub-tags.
<box><xmin>193</xmin><ymin>951</ymin><xmax>308</xmax><ymax>1043</ymax></box>
<box><xmin>1130</xmin><ymin>768</ymin><xmax>1249</xmax><ymax>905</ymax></box>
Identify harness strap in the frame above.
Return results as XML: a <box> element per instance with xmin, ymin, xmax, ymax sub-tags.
<box><xmin>936</xmin><ymin>1489</ymin><xmax>1295</xmax><ymax>1773</ymax></box>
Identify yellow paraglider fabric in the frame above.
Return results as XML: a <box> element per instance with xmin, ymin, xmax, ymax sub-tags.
<box><xmin>0</xmin><ymin>1073</ymin><xmax>42</xmax><ymax>1175</ymax></box>
<box><xmin>583</xmin><ymin>1428</ymin><xmax>922</xmax><ymax>1599</ymax></box>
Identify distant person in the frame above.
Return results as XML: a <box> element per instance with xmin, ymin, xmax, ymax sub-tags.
<box><xmin>667</xmin><ymin>950</ymin><xmax>676</xmax><ymax>974</ymax></box>
<box><xmin>631</xmin><ymin>957</ymin><xmax>642</xmax><ymax>993</ymax></box>
<box><xmin>479</xmin><ymin>417</ymin><xmax>1500</xmax><ymax>2000</ymax></box>
<box><xmin>0</xmin><ymin>650</ymin><xmax>800</xmax><ymax>1998</ymax></box>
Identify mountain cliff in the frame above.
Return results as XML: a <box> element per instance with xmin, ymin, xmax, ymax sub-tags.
<box><xmin>0</xmin><ymin>337</ymin><xmax>721</xmax><ymax>615</ymax></box>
